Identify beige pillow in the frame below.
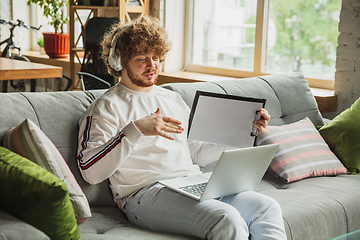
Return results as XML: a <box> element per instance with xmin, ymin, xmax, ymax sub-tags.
<box><xmin>3</xmin><ymin>119</ymin><xmax>91</xmax><ymax>224</ymax></box>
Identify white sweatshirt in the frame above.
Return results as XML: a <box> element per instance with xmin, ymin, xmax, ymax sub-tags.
<box><xmin>77</xmin><ymin>83</ymin><xmax>229</xmax><ymax>201</ymax></box>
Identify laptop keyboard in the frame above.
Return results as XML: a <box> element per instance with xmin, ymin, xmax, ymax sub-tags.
<box><xmin>179</xmin><ymin>182</ymin><xmax>207</xmax><ymax>197</ymax></box>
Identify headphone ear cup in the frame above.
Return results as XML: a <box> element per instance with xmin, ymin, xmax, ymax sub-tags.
<box><xmin>109</xmin><ymin>47</ymin><xmax>122</xmax><ymax>71</ymax></box>
<box><xmin>114</xmin><ymin>53</ymin><xmax>122</xmax><ymax>71</ymax></box>
<box><xmin>108</xmin><ymin>28</ymin><xmax>123</xmax><ymax>72</ymax></box>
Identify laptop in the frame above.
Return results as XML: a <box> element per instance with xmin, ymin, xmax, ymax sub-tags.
<box><xmin>159</xmin><ymin>144</ymin><xmax>279</xmax><ymax>201</ymax></box>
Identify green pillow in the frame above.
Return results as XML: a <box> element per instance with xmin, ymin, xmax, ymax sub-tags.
<box><xmin>0</xmin><ymin>146</ymin><xmax>80</xmax><ymax>240</ymax></box>
<box><xmin>319</xmin><ymin>97</ymin><xmax>360</xmax><ymax>174</ymax></box>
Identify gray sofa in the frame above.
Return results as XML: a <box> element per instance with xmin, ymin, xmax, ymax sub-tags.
<box><xmin>1</xmin><ymin>72</ymin><xmax>359</xmax><ymax>240</ymax></box>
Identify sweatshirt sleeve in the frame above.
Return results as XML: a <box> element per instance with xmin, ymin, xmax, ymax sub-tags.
<box><xmin>187</xmin><ymin>139</ymin><xmax>235</xmax><ymax>167</ymax></box>
<box><xmin>77</xmin><ymin>114</ymin><xmax>143</xmax><ymax>185</ymax></box>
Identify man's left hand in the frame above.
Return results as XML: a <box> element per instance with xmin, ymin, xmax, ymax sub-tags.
<box><xmin>253</xmin><ymin>108</ymin><xmax>270</xmax><ymax>135</ymax></box>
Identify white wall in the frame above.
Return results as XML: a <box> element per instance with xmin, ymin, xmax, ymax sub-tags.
<box><xmin>334</xmin><ymin>0</ymin><xmax>360</xmax><ymax>117</ymax></box>
<box><xmin>0</xmin><ymin>0</ymin><xmax>32</xmax><ymax>53</ymax></box>
<box><xmin>1</xmin><ymin>0</ymin><xmax>12</xmax><ymax>52</ymax></box>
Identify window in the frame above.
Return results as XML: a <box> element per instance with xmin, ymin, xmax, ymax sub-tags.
<box><xmin>187</xmin><ymin>0</ymin><xmax>342</xmax><ymax>89</ymax></box>
<box><xmin>190</xmin><ymin>0</ymin><xmax>257</xmax><ymax>72</ymax></box>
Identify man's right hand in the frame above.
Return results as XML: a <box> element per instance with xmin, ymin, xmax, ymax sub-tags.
<box><xmin>133</xmin><ymin>108</ymin><xmax>184</xmax><ymax>140</ymax></box>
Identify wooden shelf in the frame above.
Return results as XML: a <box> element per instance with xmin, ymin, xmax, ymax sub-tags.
<box><xmin>71</xmin><ymin>5</ymin><xmax>148</xmax><ymax>11</ymax></box>
<box><xmin>71</xmin><ymin>5</ymin><xmax>119</xmax><ymax>10</ymax></box>
<box><xmin>71</xmin><ymin>47</ymin><xmax>85</xmax><ymax>52</ymax></box>
<box><xmin>69</xmin><ymin>0</ymin><xmax>150</xmax><ymax>90</ymax></box>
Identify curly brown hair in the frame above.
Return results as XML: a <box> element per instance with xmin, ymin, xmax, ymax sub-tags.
<box><xmin>101</xmin><ymin>16</ymin><xmax>171</xmax><ymax>77</ymax></box>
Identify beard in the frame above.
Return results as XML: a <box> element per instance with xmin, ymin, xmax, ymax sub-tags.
<box><xmin>125</xmin><ymin>65</ymin><xmax>159</xmax><ymax>88</ymax></box>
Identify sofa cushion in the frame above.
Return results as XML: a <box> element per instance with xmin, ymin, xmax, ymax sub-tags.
<box><xmin>18</xmin><ymin>91</ymin><xmax>115</xmax><ymax>208</ymax></box>
<box><xmin>0</xmin><ymin>93</ymin><xmax>38</xmax><ymax>146</ymax></box>
<box><xmin>256</xmin><ymin>73</ymin><xmax>324</xmax><ymax>126</ymax></box>
<box><xmin>256</xmin><ymin>118</ymin><xmax>348</xmax><ymax>183</ymax></box>
<box><xmin>259</xmin><ymin>173</ymin><xmax>360</xmax><ymax>239</ymax></box>
<box><xmin>0</xmin><ymin>146</ymin><xmax>80</xmax><ymax>240</ymax></box>
<box><xmin>213</xmin><ymin>77</ymin><xmax>283</xmax><ymax>125</ymax></box>
<box><xmin>3</xmin><ymin>118</ymin><xmax>91</xmax><ymax>224</ymax></box>
<box><xmin>0</xmin><ymin>209</ymin><xmax>50</xmax><ymax>240</ymax></box>
<box><xmin>319</xmin><ymin>97</ymin><xmax>360</xmax><ymax>174</ymax></box>
<box><xmin>162</xmin><ymin>73</ymin><xmax>324</xmax><ymax>127</ymax></box>
<box><xmin>78</xmin><ymin>207</ymin><xmax>201</xmax><ymax>240</ymax></box>
<box><xmin>161</xmin><ymin>81</ymin><xmax>227</xmax><ymax>109</ymax></box>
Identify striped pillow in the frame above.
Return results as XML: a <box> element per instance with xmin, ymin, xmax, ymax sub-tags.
<box><xmin>256</xmin><ymin>117</ymin><xmax>348</xmax><ymax>183</ymax></box>
<box><xmin>3</xmin><ymin>119</ymin><xmax>91</xmax><ymax>224</ymax></box>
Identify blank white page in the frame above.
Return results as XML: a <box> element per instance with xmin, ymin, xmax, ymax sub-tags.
<box><xmin>188</xmin><ymin>91</ymin><xmax>265</xmax><ymax>148</ymax></box>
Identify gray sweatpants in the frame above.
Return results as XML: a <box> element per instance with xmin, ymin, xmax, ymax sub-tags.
<box><xmin>122</xmin><ymin>183</ymin><xmax>286</xmax><ymax>240</ymax></box>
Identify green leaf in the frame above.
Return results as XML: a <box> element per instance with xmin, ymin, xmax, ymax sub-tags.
<box><xmin>27</xmin><ymin>0</ymin><xmax>68</xmax><ymax>34</ymax></box>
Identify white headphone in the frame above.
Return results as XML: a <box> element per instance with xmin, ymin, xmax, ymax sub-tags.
<box><xmin>108</xmin><ymin>27</ymin><xmax>123</xmax><ymax>71</ymax></box>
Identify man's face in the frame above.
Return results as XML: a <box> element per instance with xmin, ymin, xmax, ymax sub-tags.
<box><xmin>124</xmin><ymin>51</ymin><xmax>160</xmax><ymax>89</ymax></box>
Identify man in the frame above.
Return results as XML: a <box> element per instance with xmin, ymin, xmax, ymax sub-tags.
<box><xmin>77</xmin><ymin>16</ymin><xmax>286</xmax><ymax>240</ymax></box>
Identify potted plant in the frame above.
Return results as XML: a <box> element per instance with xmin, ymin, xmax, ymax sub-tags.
<box><xmin>27</xmin><ymin>0</ymin><xmax>69</xmax><ymax>58</ymax></box>
<box><xmin>37</xmin><ymin>37</ymin><xmax>46</xmax><ymax>54</ymax></box>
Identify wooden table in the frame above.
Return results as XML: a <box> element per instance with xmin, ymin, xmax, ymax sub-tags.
<box><xmin>0</xmin><ymin>57</ymin><xmax>63</xmax><ymax>92</ymax></box>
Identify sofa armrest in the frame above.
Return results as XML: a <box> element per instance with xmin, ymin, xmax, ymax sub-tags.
<box><xmin>0</xmin><ymin>209</ymin><xmax>50</xmax><ymax>240</ymax></box>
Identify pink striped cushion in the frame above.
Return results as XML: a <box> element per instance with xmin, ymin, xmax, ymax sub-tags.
<box><xmin>256</xmin><ymin>118</ymin><xmax>348</xmax><ymax>183</ymax></box>
<box><xmin>3</xmin><ymin>119</ymin><xmax>91</xmax><ymax>224</ymax></box>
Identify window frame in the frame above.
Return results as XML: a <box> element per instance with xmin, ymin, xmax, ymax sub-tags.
<box><xmin>184</xmin><ymin>0</ymin><xmax>335</xmax><ymax>90</ymax></box>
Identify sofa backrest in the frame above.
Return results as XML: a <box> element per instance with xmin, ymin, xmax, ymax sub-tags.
<box><xmin>0</xmin><ymin>89</ymin><xmax>115</xmax><ymax>207</ymax></box>
<box><xmin>0</xmin><ymin>72</ymin><xmax>323</xmax><ymax>207</ymax></box>
<box><xmin>162</xmin><ymin>72</ymin><xmax>324</xmax><ymax>127</ymax></box>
